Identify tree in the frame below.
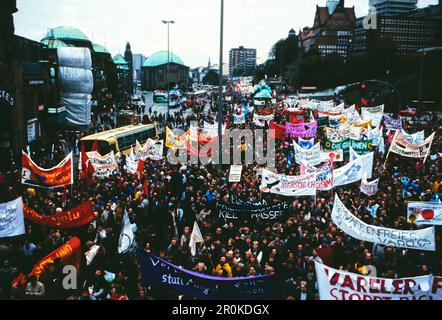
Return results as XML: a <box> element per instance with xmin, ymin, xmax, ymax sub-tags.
<box><xmin>202</xmin><ymin>70</ymin><xmax>219</xmax><ymax>86</ymax></box>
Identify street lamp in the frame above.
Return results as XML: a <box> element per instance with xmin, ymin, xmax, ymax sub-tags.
<box><xmin>162</xmin><ymin>20</ymin><xmax>175</xmax><ymax>117</ymax></box>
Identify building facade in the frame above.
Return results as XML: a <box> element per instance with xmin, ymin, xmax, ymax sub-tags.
<box><xmin>141</xmin><ymin>51</ymin><xmax>189</xmax><ymax>91</ymax></box>
<box><xmin>132</xmin><ymin>54</ymin><xmax>145</xmax><ymax>83</ymax></box>
<box><xmin>300</xmin><ymin>0</ymin><xmax>356</xmax><ymax>60</ymax></box>
<box><xmin>369</xmin><ymin>0</ymin><xmax>417</xmax><ymax>16</ymax></box>
<box><xmin>229</xmin><ymin>46</ymin><xmax>257</xmax><ymax>76</ymax></box>
<box><xmin>352</xmin><ymin>3</ymin><xmax>442</xmax><ymax>56</ymax></box>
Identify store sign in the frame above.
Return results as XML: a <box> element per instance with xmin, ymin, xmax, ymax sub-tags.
<box><xmin>27</xmin><ymin>119</ymin><xmax>37</xmax><ymax>144</ymax></box>
<box><xmin>0</xmin><ymin>90</ymin><xmax>14</xmax><ymax>107</ymax></box>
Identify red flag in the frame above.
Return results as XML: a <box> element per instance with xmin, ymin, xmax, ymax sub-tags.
<box><xmin>80</xmin><ymin>144</ymin><xmax>88</xmax><ymax>174</ymax></box>
<box><xmin>225</xmin><ymin>116</ymin><xmax>230</xmax><ymax>130</ymax></box>
<box><xmin>137</xmin><ymin>159</ymin><xmax>144</xmax><ymax>180</ymax></box>
<box><xmin>91</xmin><ymin>139</ymin><xmax>100</xmax><ymax>153</ymax></box>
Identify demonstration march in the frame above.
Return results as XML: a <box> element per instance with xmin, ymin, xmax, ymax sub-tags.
<box><xmin>1</xmin><ymin>0</ymin><xmax>442</xmax><ymax>303</ymax></box>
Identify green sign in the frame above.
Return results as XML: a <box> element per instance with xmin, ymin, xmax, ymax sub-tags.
<box><xmin>324</xmin><ymin>139</ymin><xmax>372</xmax><ymax>155</ymax></box>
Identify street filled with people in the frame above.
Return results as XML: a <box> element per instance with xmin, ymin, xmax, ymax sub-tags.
<box><xmin>0</xmin><ymin>80</ymin><xmax>441</xmax><ymax>300</ymax></box>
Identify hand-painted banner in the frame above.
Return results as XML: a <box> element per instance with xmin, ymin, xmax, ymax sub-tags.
<box><xmin>326</xmin><ymin>125</ymin><xmax>350</xmax><ymax>142</ymax></box>
<box><xmin>368</xmin><ymin>126</ymin><xmax>383</xmax><ymax>146</ymax></box>
<box><xmin>218</xmin><ymin>197</ymin><xmax>291</xmax><ymax>220</ymax></box>
<box><xmin>23</xmin><ymin>201</ymin><xmax>94</xmax><ymax>229</ymax></box>
<box><xmin>22</xmin><ymin>151</ymin><xmax>73</xmax><ymax>188</ymax></box>
<box><xmin>285</xmin><ymin>121</ymin><xmax>317</xmax><ymax>138</ymax></box>
<box><xmin>389</xmin><ymin>131</ymin><xmax>435</xmax><ymax>160</ymax></box>
<box><xmin>0</xmin><ymin>198</ymin><xmax>25</xmax><ymax>238</ymax></box>
<box><xmin>334</xmin><ymin>152</ymin><xmax>374</xmax><ymax>186</ymax></box>
<box><xmin>315</xmin><ymin>261</ymin><xmax>434</xmax><ymax>300</ymax></box>
<box><xmin>135</xmin><ymin>139</ymin><xmax>164</xmax><ymax>161</ymax></box>
<box><xmin>260</xmin><ymin>169</ymin><xmax>316</xmax><ymax>196</ymax></box>
<box><xmin>166</xmin><ymin>127</ymin><xmax>188</xmax><ymax>150</ymax></box>
<box><xmin>400</xmin><ymin>129</ymin><xmax>425</xmax><ymax>145</ymax></box>
<box><xmin>328</xmin><ymin>114</ymin><xmax>344</xmax><ymax>128</ymax></box>
<box><xmin>233</xmin><ymin>113</ymin><xmax>246</xmax><ymax>125</ymax></box>
<box><xmin>228</xmin><ymin>165</ymin><xmax>242</xmax><ymax>182</ymax></box>
<box><xmin>293</xmin><ymin>141</ymin><xmax>322</xmax><ymax>165</ymax></box>
<box><xmin>361</xmin><ymin>106</ymin><xmax>384</xmax><ymax>127</ymax></box>
<box><xmin>298</xmin><ymin>138</ymin><xmax>315</xmax><ymax>149</ymax></box>
<box><xmin>300</xmin><ymin>159</ymin><xmax>334</xmax><ymax>191</ymax></box>
<box><xmin>125</xmin><ymin>152</ymin><xmax>138</xmax><ymax>175</ymax></box>
<box><xmin>384</xmin><ymin>115</ymin><xmax>402</xmax><ymax>131</ymax></box>
<box><xmin>332</xmin><ymin>195</ymin><xmax>436</xmax><ymax>251</ymax></box>
<box><xmin>349</xmin><ymin>125</ymin><xmax>369</xmax><ymax>141</ymax></box>
<box><xmin>139</xmin><ymin>251</ymin><xmax>283</xmax><ymax>300</ymax></box>
<box><xmin>360</xmin><ymin>173</ymin><xmax>379</xmax><ymax>196</ymax></box>
<box><xmin>12</xmin><ymin>237</ymin><xmax>81</xmax><ymax>286</ymax></box>
<box><xmin>87</xmin><ymin>151</ymin><xmax>119</xmax><ymax>178</ymax></box>
<box><xmin>324</xmin><ymin>139</ymin><xmax>372</xmax><ymax>155</ymax></box>
<box><xmin>408</xmin><ymin>202</ymin><xmax>442</xmax><ymax>226</ymax></box>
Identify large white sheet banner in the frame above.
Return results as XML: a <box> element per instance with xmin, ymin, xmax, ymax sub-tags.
<box><xmin>125</xmin><ymin>152</ymin><xmax>138</xmax><ymax>175</ymax></box>
<box><xmin>408</xmin><ymin>202</ymin><xmax>442</xmax><ymax>226</ymax></box>
<box><xmin>334</xmin><ymin>152</ymin><xmax>374</xmax><ymax>187</ymax></box>
<box><xmin>368</xmin><ymin>126</ymin><xmax>383</xmax><ymax>146</ymax></box>
<box><xmin>389</xmin><ymin>131</ymin><xmax>435</xmax><ymax>160</ymax></box>
<box><xmin>0</xmin><ymin>198</ymin><xmax>25</xmax><ymax>238</ymax></box>
<box><xmin>293</xmin><ymin>141</ymin><xmax>322</xmax><ymax>165</ymax></box>
<box><xmin>260</xmin><ymin>169</ymin><xmax>316</xmax><ymax>196</ymax></box>
<box><xmin>87</xmin><ymin>151</ymin><xmax>119</xmax><ymax>178</ymax></box>
<box><xmin>360</xmin><ymin>173</ymin><xmax>379</xmax><ymax>196</ymax></box>
<box><xmin>326</xmin><ymin>125</ymin><xmax>350</xmax><ymax>142</ymax></box>
<box><xmin>300</xmin><ymin>160</ymin><xmax>334</xmax><ymax>190</ymax></box>
<box><xmin>332</xmin><ymin>196</ymin><xmax>436</xmax><ymax>251</ymax></box>
<box><xmin>315</xmin><ymin>261</ymin><xmax>434</xmax><ymax>300</ymax></box>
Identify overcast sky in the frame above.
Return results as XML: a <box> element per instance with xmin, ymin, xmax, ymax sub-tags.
<box><xmin>14</xmin><ymin>0</ymin><xmax>438</xmax><ymax>68</ymax></box>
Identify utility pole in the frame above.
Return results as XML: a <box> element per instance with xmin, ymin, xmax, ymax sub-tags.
<box><xmin>217</xmin><ymin>0</ymin><xmax>224</xmax><ymax>168</ymax></box>
<box><xmin>162</xmin><ymin>20</ymin><xmax>175</xmax><ymax>118</ymax></box>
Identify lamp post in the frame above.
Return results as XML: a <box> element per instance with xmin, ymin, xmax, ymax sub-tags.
<box><xmin>162</xmin><ymin>20</ymin><xmax>175</xmax><ymax>118</ymax></box>
<box><xmin>217</xmin><ymin>0</ymin><xmax>224</xmax><ymax>168</ymax></box>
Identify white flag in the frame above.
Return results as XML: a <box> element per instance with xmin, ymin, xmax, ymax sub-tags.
<box><xmin>118</xmin><ymin>209</ymin><xmax>136</xmax><ymax>254</ymax></box>
<box><xmin>189</xmin><ymin>221</ymin><xmax>204</xmax><ymax>256</ymax></box>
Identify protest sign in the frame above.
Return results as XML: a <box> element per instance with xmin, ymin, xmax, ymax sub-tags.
<box><xmin>229</xmin><ymin>165</ymin><xmax>243</xmax><ymax>182</ymax></box>
<box><xmin>334</xmin><ymin>152</ymin><xmax>374</xmax><ymax>186</ymax></box>
<box><xmin>384</xmin><ymin>115</ymin><xmax>402</xmax><ymax>131</ymax></box>
<box><xmin>22</xmin><ymin>151</ymin><xmax>73</xmax><ymax>188</ymax></box>
<box><xmin>293</xmin><ymin>141</ymin><xmax>322</xmax><ymax>166</ymax></box>
<box><xmin>360</xmin><ymin>173</ymin><xmax>379</xmax><ymax>196</ymax></box>
<box><xmin>285</xmin><ymin>121</ymin><xmax>317</xmax><ymax>138</ymax></box>
<box><xmin>260</xmin><ymin>169</ymin><xmax>316</xmax><ymax>196</ymax></box>
<box><xmin>23</xmin><ymin>201</ymin><xmax>94</xmax><ymax>229</ymax></box>
<box><xmin>407</xmin><ymin>202</ymin><xmax>442</xmax><ymax>226</ymax></box>
<box><xmin>218</xmin><ymin>196</ymin><xmax>291</xmax><ymax>220</ymax></box>
<box><xmin>332</xmin><ymin>195</ymin><xmax>436</xmax><ymax>251</ymax></box>
<box><xmin>87</xmin><ymin>151</ymin><xmax>119</xmax><ymax>178</ymax></box>
<box><xmin>315</xmin><ymin>261</ymin><xmax>433</xmax><ymax>300</ymax></box>
<box><xmin>139</xmin><ymin>251</ymin><xmax>283</xmax><ymax>300</ymax></box>
<box><xmin>0</xmin><ymin>198</ymin><xmax>25</xmax><ymax>238</ymax></box>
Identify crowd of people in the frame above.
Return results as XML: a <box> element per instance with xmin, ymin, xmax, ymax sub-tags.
<box><xmin>0</xmin><ymin>83</ymin><xmax>441</xmax><ymax>300</ymax></box>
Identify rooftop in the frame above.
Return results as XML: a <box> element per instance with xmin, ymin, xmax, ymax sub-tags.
<box><xmin>42</xmin><ymin>26</ymin><xmax>90</xmax><ymax>42</ymax></box>
<box><xmin>143</xmin><ymin>51</ymin><xmax>185</xmax><ymax>68</ymax></box>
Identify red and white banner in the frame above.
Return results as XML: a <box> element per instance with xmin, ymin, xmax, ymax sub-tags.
<box><xmin>260</xmin><ymin>169</ymin><xmax>316</xmax><ymax>196</ymax></box>
<box><xmin>315</xmin><ymin>261</ymin><xmax>442</xmax><ymax>300</ymax></box>
<box><xmin>22</xmin><ymin>151</ymin><xmax>73</xmax><ymax>188</ymax></box>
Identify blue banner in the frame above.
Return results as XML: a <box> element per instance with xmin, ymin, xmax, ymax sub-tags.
<box><xmin>139</xmin><ymin>251</ymin><xmax>283</xmax><ymax>300</ymax></box>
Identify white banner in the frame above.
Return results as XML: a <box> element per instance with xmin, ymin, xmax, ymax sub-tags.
<box><xmin>229</xmin><ymin>165</ymin><xmax>243</xmax><ymax>182</ymax></box>
<box><xmin>389</xmin><ymin>131</ymin><xmax>435</xmax><ymax>160</ymax></box>
<box><xmin>253</xmin><ymin>114</ymin><xmax>274</xmax><ymax>127</ymax></box>
<box><xmin>408</xmin><ymin>202</ymin><xmax>442</xmax><ymax>226</ymax></box>
<box><xmin>293</xmin><ymin>141</ymin><xmax>322</xmax><ymax>165</ymax></box>
<box><xmin>87</xmin><ymin>151</ymin><xmax>119</xmax><ymax>179</ymax></box>
<box><xmin>260</xmin><ymin>169</ymin><xmax>316</xmax><ymax>196</ymax></box>
<box><xmin>233</xmin><ymin>113</ymin><xmax>246</xmax><ymax>125</ymax></box>
<box><xmin>0</xmin><ymin>198</ymin><xmax>25</xmax><ymax>238</ymax></box>
<box><xmin>332</xmin><ymin>195</ymin><xmax>436</xmax><ymax>251</ymax></box>
<box><xmin>368</xmin><ymin>126</ymin><xmax>383</xmax><ymax>146</ymax></box>
<box><xmin>334</xmin><ymin>152</ymin><xmax>374</xmax><ymax>187</ymax></box>
<box><xmin>326</xmin><ymin>125</ymin><xmax>350</xmax><ymax>142</ymax></box>
<box><xmin>315</xmin><ymin>261</ymin><xmax>434</xmax><ymax>300</ymax></box>
<box><xmin>384</xmin><ymin>115</ymin><xmax>402</xmax><ymax>131</ymax></box>
<box><xmin>125</xmin><ymin>152</ymin><xmax>138</xmax><ymax>175</ymax></box>
<box><xmin>300</xmin><ymin>160</ymin><xmax>334</xmax><ymax>190</ymax></box>
<box><xmin>360</xmin><ymin>173</ymin><xmax>379</xmax><ymax>196</ymax></box>
<box><xmin>361</xmin><ymin>106</ymin><xmax>384</xmax><ymax>127</ymax></box>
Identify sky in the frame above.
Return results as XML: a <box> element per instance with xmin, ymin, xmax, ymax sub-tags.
<box><xmin>14</xmin><ymin>0</ymin><xmax>439</xmax><ymax>68</ymax></box>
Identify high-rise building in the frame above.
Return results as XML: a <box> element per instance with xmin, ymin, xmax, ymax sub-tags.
<box><xmin>229</xmin><ymin>46</ymin><xmax>257</xmax><ymax>76</ymax></box>
<box><xmin>352</xmin><ymin>2</ymin><xmax>442</xmax><ymax>56</ymax></box>
<box><xmin>132</xmin><ymin>54</ymin><xmax>145</xmax><ymax>82</ymax></box>
<box><xmin>369</xmin><ymin>0</ymin><xmax>417</xmax><ymax>16</ymax></box>
<box><xmin>299</xmin><ymin>0</ymin><xmax>356</xmax><ymax>60</ymax></box>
